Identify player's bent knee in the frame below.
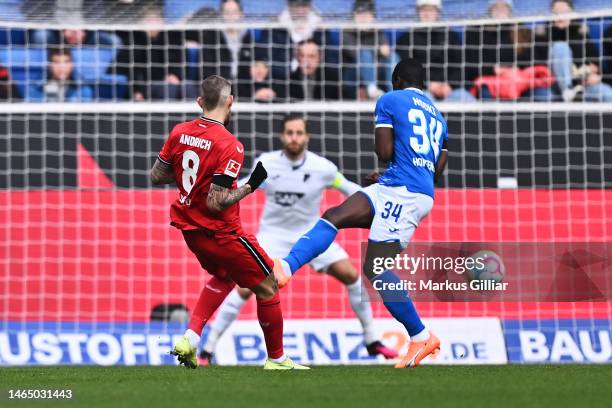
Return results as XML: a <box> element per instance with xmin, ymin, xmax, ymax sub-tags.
<box><xmin>237</xmin><ymin>287</ymin><xmax>253</xmax><ymax>300</ymax></box>
<box><xmin>322</xmin><ymin>193</ymin><xmax>373</xmax><ymax>229</ymax></box>
<box><xmin>250</xmin><ymin>275</ymin><xmax>278</xmax><ymax>300</ymax></box>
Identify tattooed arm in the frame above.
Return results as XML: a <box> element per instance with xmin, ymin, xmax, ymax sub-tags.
<box><xmin>206</xmin><ymin>182</ymin><xmax>252</xmax><ymax>214</ymax></box>
<box><xmin>150</xmin><ymin>158</ymin><xmax>175</xmax><ymax>185</ymax></box>
<box><xmin>206</xmin><ymin>161</ymin><xmax>268</xmax><ymax>214</ymax></box>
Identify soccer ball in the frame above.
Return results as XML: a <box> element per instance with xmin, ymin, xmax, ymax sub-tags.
<box><xmin>466</xmin><ymin>250</ymin><xmax>505</xmax><ymax>283</ymax></box>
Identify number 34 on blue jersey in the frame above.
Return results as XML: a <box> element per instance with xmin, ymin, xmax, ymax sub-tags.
<box><xmin>408</xmin><ymin>108</ymin><xmax>443</xmax><ymax>161</ymax></box>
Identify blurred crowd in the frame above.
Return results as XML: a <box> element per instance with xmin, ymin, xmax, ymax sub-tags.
<box><xmin>1</xmin><ymin>0</ymin><xmax>612</xmax><ymax>102</ymax></box>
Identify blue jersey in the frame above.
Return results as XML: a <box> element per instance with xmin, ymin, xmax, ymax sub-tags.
<box><xmin>374</xmin><ymin>88</ymin><xmax>448</xmax><ymax>198</ymax></box>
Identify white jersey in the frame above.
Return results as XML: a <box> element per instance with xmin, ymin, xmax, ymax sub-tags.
<box><xmin>254</xmin><ymin>150</ymin><xmax>338</xmax><ymax>239</ymax></box>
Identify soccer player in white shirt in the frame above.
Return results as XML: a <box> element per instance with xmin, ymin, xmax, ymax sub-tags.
<box><xmin>199</xmin><ymin>114</ymin><xmax>397</xmax><ymax>363</ymax></box>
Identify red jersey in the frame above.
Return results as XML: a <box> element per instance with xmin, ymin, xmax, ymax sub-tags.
<box><xmin>158</xmin><ymin>116</ymin><xmax>244</xmax><ymax>233</ymax></box>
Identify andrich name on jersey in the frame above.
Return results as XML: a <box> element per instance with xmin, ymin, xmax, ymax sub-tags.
<box><xmin>274</xmin><ymin>191</ymin><xmax>305</xmax><ymax>207</ymax></box>
<box><xmin>180</xmin><ymin>133</ymin><xmax>212</xmax><ymax>150</ymax></box>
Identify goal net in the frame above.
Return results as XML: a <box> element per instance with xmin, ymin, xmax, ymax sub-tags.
<box><xmin>0</xmin><ymin>6</ymin><xmax>611</xmax><ymax>365</ymax></box>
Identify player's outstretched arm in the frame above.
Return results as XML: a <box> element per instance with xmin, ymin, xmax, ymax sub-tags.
<box><xmin>206</xmin><ymin>161</ymin><xmax>268</xmax><ymax>213</ymax></box>
<box><xmin>150</xmin><ymin>158</ymin><xmax>175</xmax><ymax>185</ymax></box>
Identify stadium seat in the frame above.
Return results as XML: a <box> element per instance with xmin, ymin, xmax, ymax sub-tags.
<box><xmin>574</xmin><ymin>0</ymin><xmax>608</xmax><ymax>12</ymax></box>
<box><xmin>70</xmin><ymin>48</ymin><xmax>117</xmax><ymax>81</ymax></box>
<box><xmin>185</xmin><ymin>47</ymin><xmax>200</xmax><ymax>82</ymax></box>
<box><xmin>0</xmin><ymin>47</ymin><xmax>47</xmax><ymax>100</ymax></box>
<box><xmin>96</xmin><ymin>74</ymin><xmax>129</xmax><ymax>100</ymax></box>
<box><xmin>0</xmin><ymin>28</ymin><xmax>26</xmax><ymax>46</ymax></box>
<box><xmin>313</xmin><ymin>0</ymin><xmax>352</xmax><ymax>18</ymax></box>
<box><xmin>512</xmin><ymin>1</ymin><xmax>549</xmax><ymax>16</ymax></box>
<box><xmin>0</xmin><ymin>0</ymin><xmax>25</xmax><ymax>22</ymax></box>
<box><xmin>376</xmin><ymin>0</ymin><xmax>415</xmax><ymax>20</ymax></box>
<box><xmin>242</xmin><ymin>0</ymin><xmax>284</xmax><ymax>18</ymax></box>
<box><xmin>164</xmin><ymin>0</ymin><xmax>218</xmax><ymax>22</ymax></box>
<box><xmin>70</xmin><ymin>47</ymin><xmax>128</xmax><ymax>100</ymax></box>
<box><xmin>585</xmin><ymin>18</ymin><xmax>612</xmax><ymax>57</ymax></box>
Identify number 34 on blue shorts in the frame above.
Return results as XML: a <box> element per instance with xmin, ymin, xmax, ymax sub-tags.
<box><xmin>358</xmin><ymin>183</ymin><xmax>434</xmax><ymax>244</ymax></box>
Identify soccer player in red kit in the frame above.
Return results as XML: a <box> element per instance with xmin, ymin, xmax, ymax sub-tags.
<box><xmin>150</xmin><ymin>75</ymin><xmax>308</xmax><ymax>370</ymax></box>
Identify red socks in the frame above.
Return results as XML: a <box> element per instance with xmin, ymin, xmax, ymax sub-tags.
<box><xmin>188</xmin><ymin>276</ymin><xmax>235</xmax><ymax>334</ymax></box>
<box><xmin>189</xmin><ymin>277</ymin><xmax>284</xmax><ymax>360</ymax></box>
<box><xmin>256</xmin><ymin>292</ymin><xmax>284</xmax><ymax>360</ymax></box>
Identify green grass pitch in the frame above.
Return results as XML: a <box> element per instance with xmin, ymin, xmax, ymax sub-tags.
<box><xmin>3</xmin><ymin>365</ymin><xmax>612</xmax><ymax>408</ymax></box>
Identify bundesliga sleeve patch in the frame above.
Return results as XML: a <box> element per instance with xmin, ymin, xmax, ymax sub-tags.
<box><xmin>224</xmin><ymin>159</ymin><xmax>241</xmax><ymax>178</ymax></box>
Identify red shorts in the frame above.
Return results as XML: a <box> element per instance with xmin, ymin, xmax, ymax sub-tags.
<box><xmin>181</xmin><ymin>229</ymin><xmax>274</xmax><ymax>289</ymax></box>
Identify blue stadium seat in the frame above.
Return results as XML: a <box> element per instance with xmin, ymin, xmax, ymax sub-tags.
<box><xmin>376</xmin><ymin>0</ymin><xmax>416</xmax><ymax>20</ymax></box>
<box><xmin>70</xmin><ymin>48</ymin><xmax>128</xmax><ymax>100</ymax></box>
<box><xmin>574</xmin><ymin>0</ymin><xmax>607</xmax><ymax>12</ymax></box>
<box><xmin>585</xmin><ymin>18</ymin><xmax>612</xmax><ymax>57</ymax></box>
<box><xmin>0</xmin><ymin>47</ymin><xmax>47</xmax><ymax>100</ymax></box>
<box><xmin>70</xmin><ymin>48</ymin><xmax>117</xmax><ymax>81</ymax></box>
<box><xmin>186</xmin><ymin>47</ymin><xmax>200</xmax><ymax>81</ymax></box>
<box><xmin>313</xmin><ymin>0</ymin><xmax>352</xmax><ymax>17</ymax></box>
<box><xmin>242</xmin><ymin>0</ymin><xmax>284</xmax><ymax>18</ymax></box>
<box><xmin>443</xmin><ymin>0</ymin><xmax>486</xmax><ymax>19</ymax></box>
<box><xmin>97</xmin><ymin>74</ymin><xmax>129</xmax><ymax>100</ymax></box>
<box><xmin>0</xmin><ymin>0</ymin><xmax>24</xmax><ymax>21</ymax></box>
<box><xmin>0</xmin><ymin>28</ymin><xmax>26</xmax><ymax>46</ymax></box>
<box><xmin>165</xmin><ymin>0</ymin><xmax>217</xmax><ymax>22</ymax></box>
<box><xmin>512</xmin><ymin>1</ymin><xmax>549</xmax><ymax>17</ymax></box>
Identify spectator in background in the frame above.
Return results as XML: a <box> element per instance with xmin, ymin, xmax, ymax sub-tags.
<box><xmin>289</xmin><ymin>39</ymin><xmax>340</xmax><ymax>101</ymax></box>
<box><xmin>237</xmin><ymin>58</ymin><xmax>286</xmax><ymax>102</ymax></box>
<box><xmin>63</xmin><ymin>28</ymin><xmax>121</xmax><ymax>48</ymax></box>
<box><xmin>31</xmin><ymin>48</ymin><xmax>94</xmax><ymax>102</ymax></box>
<box><xmin>0</xmin><ymin>65</ymin><xmax>20</xmax><ymax>100</ymax></box>
<box><xmin>536</xmin><ymin>0</ymin><xmax>612</xmax><ymax>102</ymax></box>
<box><xmin>187</xmin><ymin>0</ymin><xmax>262</xmax><ymax>99</ymax></box>
<box><xmin>261</xmin><ymin>0</ymin><xmax>339</xmax><ymax>87</ymax></box>
<box><xmin>114</xmin><ymin>5</ymin><xmax>185</xmax><ymax>100</ymax></box>
<box><xmin>465</xmin><ymin>0</ymin><xmax>553</xmax><ymax>101</ymax></box>
<box><xmin>342</xmin><ymin>0</ymin><xmax>396</xmax><ymax>100</ymax></box>
<box><xmin>396</xmin><ymin>0</ymin><xmax>475</xmax><ymax>102</ymax></box>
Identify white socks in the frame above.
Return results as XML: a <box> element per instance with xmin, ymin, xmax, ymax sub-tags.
<box><xmin>411</xmin><ymin>328</ymin><xmax>430</xmax><ymax>342</ymax></box>
<box><xmin>268</xmin><ymin>354</ymin><xmax>287</xmax><ymax>363</ymax></box>
<box><xmin>184</xmin><ymin>329</ymin><xmax>201</xmax><ymax>349</ymax></box>
<box><xmin>346</xmin><ymin>276</ymin><xmax>378</xmax><ymax>345</ymax></box>
<box><xmin>202</xmin><ymin>289</ymin><xmax>249</xmax><ymax>353</ymax></box>
<box><xmin>280</xmin><ymin>259</ymin><xmax>292</xmax><ymax>277</ymax></box>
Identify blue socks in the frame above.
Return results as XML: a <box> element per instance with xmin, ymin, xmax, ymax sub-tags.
<box><xmin>283</xmin><ymin>218</ymin><xmax>338</xmax><ymax>274</ymax></box>
<box><xmin>370</xmin><ymin>270</ymin><xmax>425</xmax><ymax>337</ymax></box>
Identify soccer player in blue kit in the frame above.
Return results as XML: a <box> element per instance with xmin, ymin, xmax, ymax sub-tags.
<box><xmin>272</xmin><ymin>58</ymin><xmax>449</xmax><ymax>368</ymax></box>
